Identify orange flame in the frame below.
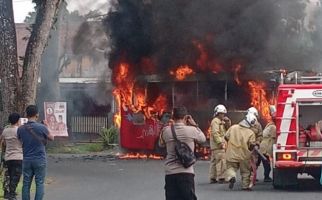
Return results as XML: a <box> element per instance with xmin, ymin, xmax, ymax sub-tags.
<box><xmin>248</xmin><ymin>81</ymin><xmax>272</xmax><ymax>122</ymax></box>
<box><xmin>194</xmin><ymin>41</ymin><xmax>208</xmax><ymax>71</ymax></box>
<box><xmin>134</xmin><ymin>89</ymin><xmax>146</xmax><ymax>111</ymax></box>
<box><xmin>193</xmin><ymin>40</ymin><xmax>223</xmax><ymax>73</ymax></box>
<box><xmin>233</xmin><ymin>64</ymin><xmax>243</xmax><ymax>85</ymax></box>
<box><xmin>195</xmin><ymin>146</ymin><xmax>210</xmax><ymax>160</ymax></box>
<box><xmin>112</xmin><ymin>63</ymin><xmax>134</xmax><ymax>127</ymax></box>
<box><xmin>153</xmin><ymin>94</ymin><xmax>168</xmax><ymax>114</ymax></box>
<box><xmin>117</xmin><ymin>152</ymin><xmax>163</xmax><ymax>160</ymax></box>
<box><xmin>113</xmin><ymin>62</ymin><xmax>169</xmax><ymax>127</ymax></box>
<box><xmin>113</xmin><ymin>90</ymin><xmax>122</xmax><ymax>128</ymax></box>
<box><xmin>170</xmin><ymin>65</ymin><xmax>195</xmax><ymax>80</ymax></box>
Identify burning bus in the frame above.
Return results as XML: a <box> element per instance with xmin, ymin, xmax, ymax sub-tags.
<box><xmin>112</xmin><ymin>63</ymin><xmax>277</xmax><ymax>156</ymax></box>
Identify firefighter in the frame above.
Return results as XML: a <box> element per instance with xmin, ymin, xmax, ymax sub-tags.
<box><xmin>209</xmin><ymin>104</ymin><xmax>231</xmax><ymax>184</ymax></box>
<box><xmin>225</xmin><ymin>113</ymin><xmax>257</xmax><ymax>191</ymax></box>
<box><xmin>247</xmin><ymin>107</ymin><xmax>263</xmax><ymax>183</ymax></box>
<box><xmin>247</xmin><ymin>107</ymin><xmax>263</xmax><ymax>143</ymax></box>
<box><xmin>258</xmin><ymin>105</ymin><xmax>277</xmax><ymax>182</ymax></box>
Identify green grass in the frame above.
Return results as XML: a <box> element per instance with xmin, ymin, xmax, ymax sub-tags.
<box><xmin>47</xmin><ymin>143</ymin><xmax>105</xmax><ymax>154</ymax></box>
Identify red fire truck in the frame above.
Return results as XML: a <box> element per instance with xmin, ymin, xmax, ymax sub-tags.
<box><xmin>273</xmin><ymin>72</ymin><xmax>322</xmax><ymax>188</ymax></box>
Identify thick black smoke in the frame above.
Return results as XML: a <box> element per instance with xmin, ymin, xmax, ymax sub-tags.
<box><xmin>104</xmin><ymin>0</ymin><xmax>322</xmax><ymax>79</ymax></box>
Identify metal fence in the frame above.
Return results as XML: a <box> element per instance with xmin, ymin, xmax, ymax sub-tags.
<box><xmin>71</xmin><ymin>116</ymin><xmax>109</xmax><ymax>134</ymax></box>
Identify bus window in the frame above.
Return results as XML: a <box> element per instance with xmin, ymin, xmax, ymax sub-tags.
<box><xmin>132</xmin><ymin>112</ymin><xmax>146</xmax><ymax>125</ymax></box>
<box><xmin>174</xmin><ymin>82</ymin><xmax>198</xmax><ymax>107</ymax></box>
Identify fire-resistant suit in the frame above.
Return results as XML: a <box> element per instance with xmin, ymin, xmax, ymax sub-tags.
<box><xmin>258</xmin><ymin>122</ymin><xmax>276</xmax><ymax>180</ymax></box>
<box><xmin>209</xmin><ymin>117</ymin><xmax>230</xmax><ymax>182</ymax></box>
<box><xmin>250</xmin><ymin>121</ymin><xmax>263</xmax><ymax>144</ymax></box>
<box><xmin>225</xmin><ymin>120</ymin><xmax>256</xmax><ymax>189</ymax></box>
<box><xmin>249</xmin><ymin>121</ymin><xmax>263</xmax><ymax>183</ymax></box>
<box><xmin>260</xmin><ymin>122</ymin><xmax>276</xmax><ymax>157</ymax></box>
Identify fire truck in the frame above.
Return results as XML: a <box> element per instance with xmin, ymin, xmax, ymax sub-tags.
<box><xmin>273</xmin><ymin>72</ymin><xmax>322</xmax><ymax>188</ymax></box>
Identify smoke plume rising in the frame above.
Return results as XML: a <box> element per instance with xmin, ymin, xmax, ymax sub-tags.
<box><xmin>104</xmin><ymin>0</ymin><xmax>322</xmax><ymax>79</ymax></box>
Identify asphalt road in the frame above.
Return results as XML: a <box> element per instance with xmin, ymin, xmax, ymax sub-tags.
<box><xmin>25</xmin><ymin>155</ymin><xmax>322</xmax><ymax>200</ymax></box>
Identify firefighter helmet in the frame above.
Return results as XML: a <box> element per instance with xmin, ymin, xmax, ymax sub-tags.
<box><xmin>269</xmin><ymin>105</ymin><xmax>276</xmax><ymax>118</ymax></box>
<box><xmin>246</xmin><ymin>113</ymin><xmax>257</xmax><ymax>127</ymax></box>
<box><xmin>247</xmin><ymin>107</ymin><xmax>259</xmax><ymax>118</ymax></box>
<box><xmin>214</xmin><ymin>104</ymin><xmax>227</xmax><ymax>116</ymax></box>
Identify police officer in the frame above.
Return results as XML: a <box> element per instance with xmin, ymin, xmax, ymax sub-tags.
<box><xmin>209</xmin><ymin>104</ymin><xmax>231</xmax><ymax>184</ymax></box>
<box><xmin>225</xmin><ymin>113</ymin><xmax>257</xmax><ymax>190</ymax></box>
<box><xmin>159</xmin><ymin>106</ymin><xmax>206</xmax><ymax>200</ymax></box>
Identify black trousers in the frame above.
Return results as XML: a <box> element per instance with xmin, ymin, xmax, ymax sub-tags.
<box><xmin>256</xmin><ymin>155</ymin><xmax>271</xmax><ymax>179</ymax></box>
<box><xmin>165</xmin><ymin>173</ymin><xmax>197</xmax><ymax>200</ymax></box>
<box><xmin>5</xmin><ymin>160</ymin><xmax>22</xmax><ymax>197</ymax></box>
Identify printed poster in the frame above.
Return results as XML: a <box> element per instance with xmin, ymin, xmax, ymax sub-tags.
<box><xmin>19</xmin><ymin>118</ymin><xmax>28</xmax><ymax>125</ymax></box>
<box><xmin>44</xmin><ymin>102</ymin><xmax>68</xmax><ymax>137</ymax></box>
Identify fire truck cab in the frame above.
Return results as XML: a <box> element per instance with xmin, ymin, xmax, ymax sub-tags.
<box><xmin>273</xmin><ymin>72</ymin><xmax>322</xmax><ymax>188</ymax></box>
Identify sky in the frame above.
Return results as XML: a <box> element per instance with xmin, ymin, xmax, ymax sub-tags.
<box><xmin>13</xmin><ymin>0</ymin><xmax>109</xmax><ymax>23</ymax></box>
<box><xmin>13</xmin><ymin>0</ymin><xmax>35</xmax><ymax>23</ymax></box>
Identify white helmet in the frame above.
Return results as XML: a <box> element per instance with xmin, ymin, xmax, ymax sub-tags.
<box><xmin>246</xmin><ymin>113</ymin><xmax>257</xmax><ymax>127</ymax></box>
<box><xmin>269</xmin><ymin>105</ymin><xmax>276</xmax><ymax>118</ymax></box>
<box><xmin>214</xmin><ymin>104</ymin><xmax>227</xmax><ymax>116</ymax></box>
<box><xmin>247</xmin><ymin>107</ymin><xmax>259</xmax><ymax>118</ymax></box>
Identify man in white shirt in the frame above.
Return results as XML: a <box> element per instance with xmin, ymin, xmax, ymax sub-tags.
<box><xmin>0</xmin><ymin>113</ymin><xmax>23</xmax><ymax>200</ymax></box>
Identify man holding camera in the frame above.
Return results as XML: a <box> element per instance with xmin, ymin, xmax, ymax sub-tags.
<box><xmin>18</xmin><ymin>105</ymin><xmax>54</xmax><ymax>200</ymax></box>
<box><xmin>159</xmin><ymin>106</ymin><xmax>206</xmax><ymax>200</ymax></box>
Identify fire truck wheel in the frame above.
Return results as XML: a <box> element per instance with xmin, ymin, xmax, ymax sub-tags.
<box><xmin>273</xmin><ymin>168</ymin><xmax>298</xmax><ymax>189</ymax></box>
<box><xmin>309</xmin><ymin>169</ymin><xmax>321</xmax><ymax>181</ymax></box>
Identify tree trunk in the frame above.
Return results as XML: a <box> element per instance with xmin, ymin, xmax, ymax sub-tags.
<box><xmin>39</xmin><ymin>2</ymin><xmax>68</xmax><ymax>104</ymax></box>
<box><xmin>20</xmin><ymin>0</ymin><xmax>62</xmax><ymax>113</ymax></box>
<box><xmin>0</xmin><ymin>0</ymin><xmax>21</xmax><ymax>126</ymax></box>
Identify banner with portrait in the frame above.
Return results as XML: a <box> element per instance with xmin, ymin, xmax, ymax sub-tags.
<box><xmin>44</xmin><ymin>102</ymin><xmax>68</xmax><ymax>137</ymax></box>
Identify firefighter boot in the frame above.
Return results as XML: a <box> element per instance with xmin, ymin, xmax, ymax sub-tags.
<box><xmin>264</xmin><ymin>177</ymin><xmax>273</xmax><ymax>182</ymax></box>
<box><xmin>229</xmin><ymin>177</ymin><xmax>236</xmax><ymax>189</ymax></box>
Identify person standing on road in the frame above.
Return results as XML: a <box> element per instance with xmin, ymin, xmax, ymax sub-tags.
<box><xmin>258</xmin><ymin>106</ymin><xmax>277</xmax><ymax>182</ymax></box>
<box><xmin>209</xmin><ymin>104</ymin><xmax>231</xmax><ymax>184</ymax></box>
<box><xmin>225</xmin><ymin>113</ymin><xmax>257</xmax><ymax>191</ymax></box>
<box><xmin>0</xmin><ymin>113</ymin><xmax>23</xmax><ymax>200</ymax></box>
<box><xmin>1</xmin><ymin>130</ymin><xmax>10</xmax><ymax>199</ymax></box>
<box><xmin>159</xmin><ymin>106</ymin><xmax>206</xmax><ymax>200</ymax></box>
<box><xmin>18</xmin><ymin>105</ymin><xmax>54</xmax><ymax>200</ymax></box>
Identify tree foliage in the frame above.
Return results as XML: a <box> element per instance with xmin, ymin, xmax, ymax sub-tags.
<box><xmin>0</xmin><ymin>0</ymin><xmax>63</xmax><ymax>126</ymax></box>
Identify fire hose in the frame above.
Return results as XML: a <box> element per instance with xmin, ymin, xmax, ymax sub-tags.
<box><xmin>250</xmin><ymin>145</ymin><xmax>267</xmax><ymax>188</ymax></box>
<box><xmin>253</xmin><ymin>146</ymin><xmax>267</xmax><ymax>162</ymax></box>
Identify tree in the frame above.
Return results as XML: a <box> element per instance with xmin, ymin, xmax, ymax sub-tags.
<box><xmin>0</xmin><ymin>0</ymin><xmax>20</xmax><ymax>125</ymax></box>
<box><xmin>39</xmin><ymin>1</ymin><xmax>68</xmax><ymax>104</ymax></box>
<box><xmin>0</xmin><ymin>0</ymin><xmax>63</xmax><ymax>127</ymax></box>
